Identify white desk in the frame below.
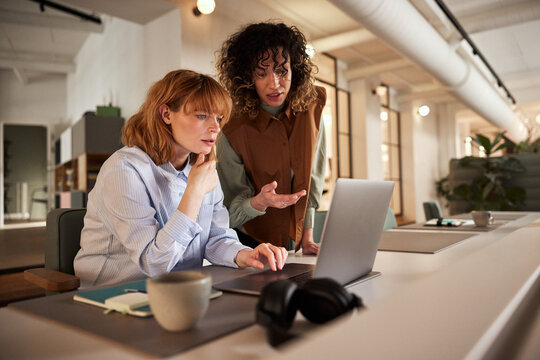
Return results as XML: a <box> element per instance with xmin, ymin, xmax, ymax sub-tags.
<box><xmin>1</xmin><ymin>212</ymin><xmax>539</xmax><ymax>359</ymax></box>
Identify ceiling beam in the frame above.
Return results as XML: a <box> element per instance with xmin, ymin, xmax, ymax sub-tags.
<box><xmin>345</xmin><ymin>59</ymin><xmax>411</xmax><ymax>80</ymax></box>
<box><xmin>312</xmin><ymin>28</ymin><xmax>375</xmax><ymax>52</ymax></box>
<box><xmin>396</xmin><ymin>87</ymin><xmax>451</xmax><ymax>102</ymax></box>
<box><xmin>0</xmin><ymin>58</ymin><xmax>75</xmax><ymax>74</ymax></box>
<box><xmin>0</xmin><ymin>10</ymin><xmax>103</xmax><ymax>33</ymax></box>
<box><xmin>13</xmin><ymin>68</ymin><xmax>29</xmax><ymax>84</ymax></box>
<box><xmin>459</xmin><ymin>0</ymin><xmax>540</xmax><ymax>34</ymax></box>
<box><xmin>502</xmin><ymin>68</ymin><xmax>540</xmax><ymax>84</ymax></box>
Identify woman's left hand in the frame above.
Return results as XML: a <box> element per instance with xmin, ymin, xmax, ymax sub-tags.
<box><xmin>235</xmin><ymin>243</ymin><xmax>288</xmax><ymax>271</ymax></box>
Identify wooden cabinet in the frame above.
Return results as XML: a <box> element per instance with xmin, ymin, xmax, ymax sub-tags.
<box><xmin>53</xmin><ymin>111</ymin><xmax>123</xmax><ymax>208</ymax></box>
<box><xmin>55</xmin><ymin>152</ymin><xmax>111</xmax><ymax>192</ymax></box>
<box><xmin>77</xmin><ymin>153</ymin><xmax>111</xmax><ymax>191</ymax></box>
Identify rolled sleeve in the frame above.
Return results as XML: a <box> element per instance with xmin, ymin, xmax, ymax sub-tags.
<box><xmin>162</xmin><ymin>210</ymin><xmax>202</xmax><ymax>247</ymax></box>
<box><xmin>304</xmin><ymin>207</ymin><xmax>315</xmax><ymax>229</ymax></box>
<box><xmin>99</xmin><ymin>164</ymin><xmax>196</xmax><ymax>276</ymax></box>
<box><xmin>204</xmin><ymin>185</ymin><xmax>251</xmax><ymax>267</ymax></box>
<box><xmin>305</xmin><ymin>124</ymin><xmax>327</xmax><ymax>229</ymax></box>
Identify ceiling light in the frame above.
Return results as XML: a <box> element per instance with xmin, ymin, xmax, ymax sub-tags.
<box><xmin>305</xmin><ymin>44</ymin><xmax>315</xmax><ymax>58</ymax></box>
<box><xmin>197</xmin><ymin>0</ymin><xmax>215</xmax><ymax>14</ymax></box>
<box><xmin>380</xmin><ymin>111</ymin><xmax>388</xmax><ymax>121</ymax></box>
<box><xmin>536</xmin><ymin>114</ymin><xmax>540</xmax><ymax>124</ymax></box>
<box><xmin>418</xmin><ymin>105</ymin><xmax>430</xmax><ymax>117</ymax></box>
<box><xmin>375</xmin><ymin>85</ymin><xmax>387</xmax><ymax>97</ymax></box>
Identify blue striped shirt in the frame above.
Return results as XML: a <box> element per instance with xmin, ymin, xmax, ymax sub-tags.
<box><xmin>74</xmin><ymin>146</ymin><xmax>249</xmax><ymax>288</ymax></box>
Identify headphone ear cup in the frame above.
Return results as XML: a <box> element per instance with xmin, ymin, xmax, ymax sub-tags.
<box><xmin>297</xmin><ymin>278</ymin><xmax>362</xmax><ymax>324</ymax></box>
<box><xmin>256</xmin><ymin>280</ymin><xmax>299</xmax><ymax>329</ymax></box>
<box><xmin>256</xmin><ymin>280</ymin><xmax>300</xmax><ymax>347</ymax></box>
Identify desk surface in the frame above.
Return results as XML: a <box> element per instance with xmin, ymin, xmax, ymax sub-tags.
<box><xmin>1</xmin><ymin>211</ymin><xmax>539</xmax><ymax>359</ymax></box>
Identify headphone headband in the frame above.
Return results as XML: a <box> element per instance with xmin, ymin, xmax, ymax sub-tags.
<box><xmin>256</xmin><ymin>278</ymin><xmax>364</xmax><ymax>347</ymax></box>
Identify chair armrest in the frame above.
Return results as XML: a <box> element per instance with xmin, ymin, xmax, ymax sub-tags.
<box><xmin>24</xmin><ymin>268</ymin><xmax>80</xmax><ymax>292</ymax></box>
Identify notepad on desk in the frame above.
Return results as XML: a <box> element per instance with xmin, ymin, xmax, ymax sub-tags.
<box><xmin>73</xmin><ymin>279</ymin><xmax>223</xmax><ymax>317</ymax></box>
<box><xmin>424</xmin><ymin>218</ymin><xmax>474</xmax><ymax>227</ymax></box>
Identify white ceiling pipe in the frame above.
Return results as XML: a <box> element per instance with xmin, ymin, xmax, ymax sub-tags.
<box><xmin>328</xmin><ymin>0</ymin><xmax>527</xmax><ymax>141</ymax></box>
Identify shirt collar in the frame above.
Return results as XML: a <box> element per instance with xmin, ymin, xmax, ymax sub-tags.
<box><xmin>254</xmin><ymin>103</ymin><xmax>292</xmax><ymax>132</ymax></box>
<box><xmin>159</xmin><ymin>155</ymin><xmax>192</xmax><ymax>179</ymax></box>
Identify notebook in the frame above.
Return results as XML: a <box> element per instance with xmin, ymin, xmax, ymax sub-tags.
<box><xmin>74</xmin><ymin>279</ymin><xmax>222</xmax><ymax>317</ymax></box>
<box><xmin>213</xmin><ymin>178</ymin><xmax>395</xmax><ymax>295</ymax></box>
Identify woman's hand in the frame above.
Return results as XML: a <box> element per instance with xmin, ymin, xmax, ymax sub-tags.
<box><xmin>250</xmin><ymin>181</ymin><xmax>306</xmax><ymax>212</ymax></box>
<box><xmin>178</xmin><ymin>154</ymin><xmax>218</xmax><ymax>221</ymax></box>
<box><xmin>235</xmin><ymin>243</ymin><xmax>288</xmax><ymax>271</ymax></box>
<box><xmin>300</xmin><ymin>228</ymin><xmax>319</xmax><ymax>255</ymax></box>
<box><xmin>186</xmin><ymin>153</ymin><xmax>219</xmax><ymax>196</ymax></box>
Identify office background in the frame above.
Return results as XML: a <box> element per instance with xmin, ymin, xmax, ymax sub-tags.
<box><xmin>1</xmin><ymin>0</ymin><xmax>539</xmax><ymax>227</ymax></box>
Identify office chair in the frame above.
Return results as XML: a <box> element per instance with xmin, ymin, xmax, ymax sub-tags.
<box><xmin>29</xmin><ymin>186</ymin><xmax>48</xmax><ymax>220</ymax></box>
<box><xmin>423</xmin><ymin>201</ymin><xmax>443</xmax><ymax>221</ymax></box>
<box><xmin>383</xmin><ymin>207</ymin><xmax>398</xmax><ymax>230</ymax></box>
<box><xmin>24</xmin><ymin>208</ymin><xmax>86</xmax><ymax>292</ymax></box>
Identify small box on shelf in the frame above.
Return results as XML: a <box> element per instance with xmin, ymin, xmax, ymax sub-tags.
<box><xmin>71</xmin><ymin>112</ymin><xmax>123</xmax><ymax>159</ymax></box>
<box><xmin>96</xmin><ymin>106</ymin><xmax>121</xmax><ymax>117</ymax></box>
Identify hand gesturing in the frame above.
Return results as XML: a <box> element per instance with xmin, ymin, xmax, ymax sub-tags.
<box><xmin>250</xmin><ymin>181</ymin><xmax>306</xmax><ymax>212</ymax></box>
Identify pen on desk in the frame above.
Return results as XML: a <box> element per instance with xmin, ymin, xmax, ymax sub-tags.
<box><xmin>124</xmin><ymin>289</ymin><xmax>147</xmax><ymax>294</ymax></box>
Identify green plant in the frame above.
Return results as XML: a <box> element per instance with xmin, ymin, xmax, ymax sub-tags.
<box><xmin>438</xmin><ymin>131</ymin><xmax>526</xmax><ymax>211</ymax></box>
<box><xmin>508</xmin><ymin>139</ymin><xmax>540</xmax><ymax>154</ymax></box>
<box><xmin>503</xmin><ymin>125</ymin><xmax>540</xmax><ymax>154</ymax></box>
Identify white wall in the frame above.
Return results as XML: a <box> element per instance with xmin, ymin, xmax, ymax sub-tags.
<box><xmin>349</xmin><ymin>77</ymin><xmax>384</xmax><ymax>180</ymax></box>
<box><xmin>66</xmin><ymin>15</ymin><xmax>145</xmax><ymax>124</ymax></box>
<box><xmin>177</xmin><ymin>0</ymin><xmax>287</xmax><ymax>76</ymax></box>
<box><xmin>67</xmin><ymin>8</ymin><xmax>181</xmax><ymax>125</ymax></box>
<box><xmin>437</xmin><ymin>103</ymin><xmax>459</xmax><ymax>177</ymax></box>
<box><xmin>144</xmin><ymin>9</ymin><xmax>182</xmax><ymax>91</ymax></box>
<box><xmin>0</xmin><ymin>71</ymin><xmax>67</xmax><ymax>128</ymax></box>
<box><xmin>413</xmin><ymin>101</ymin><xmax>440</xmax><ymax>221</ymax></box>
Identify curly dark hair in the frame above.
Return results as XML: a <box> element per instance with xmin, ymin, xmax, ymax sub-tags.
<box><xmin>216</xmin><ymin>22</ymin><xmax>318</xmax><ymax>117</ymax></box>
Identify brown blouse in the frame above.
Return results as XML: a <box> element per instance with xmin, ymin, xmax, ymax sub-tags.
<box><xmin>221</xmin><ymin>86</ymin><xmax>326</xmax><ymax>248</ymax></box>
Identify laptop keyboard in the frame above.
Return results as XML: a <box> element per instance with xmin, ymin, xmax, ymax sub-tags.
<box><xmin>288</xmin><ymin>271</ymin><xmax>314</xmax><ymax>287</ymax></box>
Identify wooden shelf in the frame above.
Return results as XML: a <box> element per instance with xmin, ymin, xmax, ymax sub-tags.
<box><xmin>55</xmin><ymin>152</ymin><xmax>111</xmax><ymax>193</ymax></box>
<box><xmin>77</xmin><ymin>153</ymin><xmax>111</xmax><ymax>191</ymax></box>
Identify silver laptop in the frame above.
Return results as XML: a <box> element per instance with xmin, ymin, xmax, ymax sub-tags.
<box><xmin>213</xmin><ymin>178</ymin><xmax>394</xmax><ymax>295</ymax></box>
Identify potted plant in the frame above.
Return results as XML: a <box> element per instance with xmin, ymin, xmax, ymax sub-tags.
<box><xmin>438</xmin><ymin>132</ymin><xmax>526</xmax><ymax>212</ymax></box>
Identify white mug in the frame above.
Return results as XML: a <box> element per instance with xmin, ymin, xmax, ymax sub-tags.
<box><xmin>471</xmin><ymin>211</ymin><xmax>494</xmax><ymax>227</ymax></box>
<box><xmin>147</xmin><ymin>271</ymin><xmax>211</xmax><ymax>332</ymax></box>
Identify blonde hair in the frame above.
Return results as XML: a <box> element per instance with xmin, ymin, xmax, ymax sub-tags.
<box><xmin>122</xmin><ymin>70</ymin><xmax>232</xmax><ymax>164</ymax></box>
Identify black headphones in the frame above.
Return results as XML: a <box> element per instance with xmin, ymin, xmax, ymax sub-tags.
<box><xmin>255</xmin><ymin>278</ymin><xmax>363</xmax><ymax>347</ymax></box>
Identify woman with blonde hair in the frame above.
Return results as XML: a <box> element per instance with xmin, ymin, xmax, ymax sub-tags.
<box><xmin>75</xmin><ymin>69</ymin><xmax>287</xmax><ymax>288</ymax></box>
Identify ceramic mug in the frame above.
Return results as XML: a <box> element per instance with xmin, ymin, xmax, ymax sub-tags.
<box><xmin>471</xmin><ymin>210</ymin><xmax>494</xmax><ymax>227</ymax></box>
<box><xmin>147</xmin><ymin>271</ymin><xmax>211</xmax><ymax>332</ymax></box>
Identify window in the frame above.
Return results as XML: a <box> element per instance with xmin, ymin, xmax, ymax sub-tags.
<box><xmin>378</xmin><ymin>85</ymin><xmax>403</xmax><ymax>216</ymax></box>
<box><xmin>313</xmin><ymin>53</ymin><xmax>352</xmax><ymax>191</ymax></box>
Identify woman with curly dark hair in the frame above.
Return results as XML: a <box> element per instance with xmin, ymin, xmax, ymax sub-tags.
<box><xmin>216</xmin><ymin>22</ymin><xmax>327</xmax><ymax>255</ymax></box>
